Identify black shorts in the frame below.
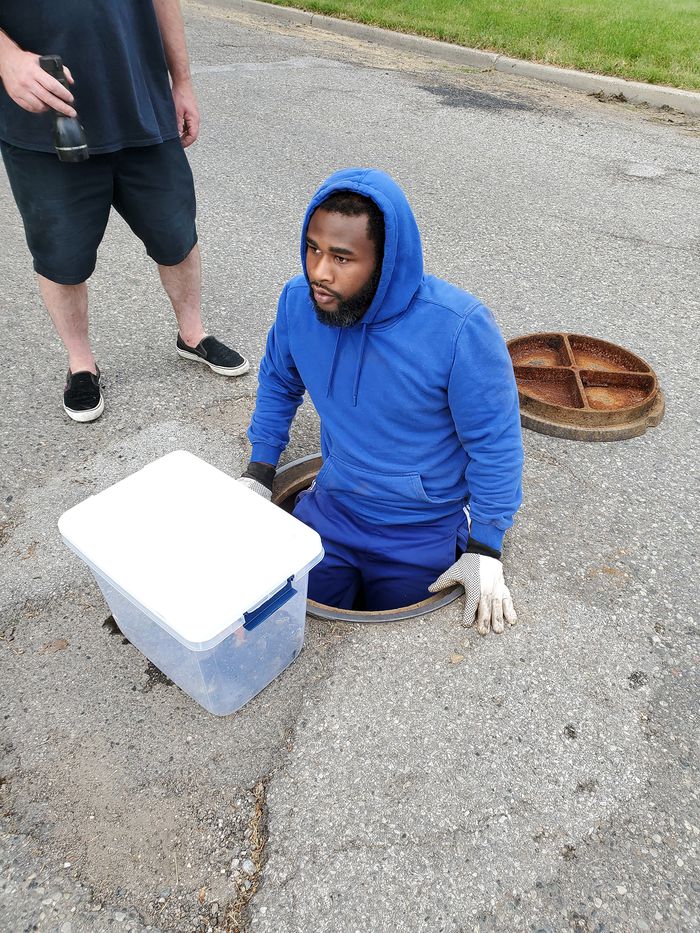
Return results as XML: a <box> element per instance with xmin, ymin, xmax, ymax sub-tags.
<box><xmin>0</xmin><ymin>138</ymin><xmax>197</xmax><ymax>285</ymax></box>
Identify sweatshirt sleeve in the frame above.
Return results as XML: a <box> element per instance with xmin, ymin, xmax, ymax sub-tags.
<box><xmin>246</xmin><ymin>284</ymin><xmax>306</xmax><ymax>466</ymax></box>
<box><xmin>447</xmin><ymin>303</ymin><xmax>524</xmax><ymax>551</ymax></box>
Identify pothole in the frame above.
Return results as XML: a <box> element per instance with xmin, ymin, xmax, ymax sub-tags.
<box><xmin>272</xmin><ymin>455</ymin><xmax>462</xmax><ymax>623</ymax></box>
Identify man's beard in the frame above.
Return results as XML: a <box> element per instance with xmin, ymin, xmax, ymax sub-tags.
<box><xmin>310</xmin><ymin>265</ymin><xmax>382</xmax><ymax>328</ymax></box>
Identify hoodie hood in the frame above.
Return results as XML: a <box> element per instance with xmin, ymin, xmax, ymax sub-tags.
<box><xmin>301</xmin><ymin>168</ymin><xmax>424</xmax><ymax>327</ymax></box>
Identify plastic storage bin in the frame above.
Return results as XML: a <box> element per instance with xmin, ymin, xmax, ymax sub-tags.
<box><xmin>58</xmin><ymin>451</ymin><xmax>324</xmax><ymax>715</ymax></box>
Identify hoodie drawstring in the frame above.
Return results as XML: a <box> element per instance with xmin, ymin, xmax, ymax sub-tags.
<box><xmin>326</xmin><ymin>329</ymin><xmax>342</xmax><ymax>398</ymax></box>
<box><xmin>326</xmin><ymin>324</ymin><xmax>368</xmax><ymax>407</ymax></box>
<box><xmin>352</xmin><ymin>324</ymin><xmax>368</xmax><ymax>407</ymax></box>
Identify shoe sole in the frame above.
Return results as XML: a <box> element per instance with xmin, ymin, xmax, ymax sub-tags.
<box><xmin>63</xmin><ymin>394</ymin><xmax>105</xmax><ymax>423</ymax></box>
<box><xmin>177</xmin><ymin>347</ymin><xmax>250</xmax><ymax>376</ymax></box>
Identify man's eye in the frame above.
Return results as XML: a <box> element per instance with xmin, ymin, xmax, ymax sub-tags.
<box><xmin>335</xmin><ymin>256</ymin><xmax>348</xmax><ymax>264</ymax></box>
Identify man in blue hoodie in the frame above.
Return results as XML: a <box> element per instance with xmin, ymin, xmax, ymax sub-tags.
<box><xmin>240</xmin><ymin>169</ymin><xmax>524</xmax><ymax>635</ymax></box>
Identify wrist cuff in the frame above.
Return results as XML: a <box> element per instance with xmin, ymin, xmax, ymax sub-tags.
<box><xmin>242</xmin><ymin>461</ymin><xmax>275</xmax><ymax>491</ymax></box>
<box><xmin>469</xmin><ymin>520</ymin><xmax>506</xmax><ymax>552</ymax></box>
<box><xmin>466</xmin><ymin>537</ymin><xmax>502</xmax><ymax>561</ymax></box>
<box><xmin>250</xmin><ymin>443</ymin><xmax>283</xmax><ymax>467</ymax></box>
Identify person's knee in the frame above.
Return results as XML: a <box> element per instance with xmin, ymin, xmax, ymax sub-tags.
<box><xmin>112</xmin><ymin>140</ymin><xmax>197</xmax><ymax>266</ymax></box>
<box><xmin>33</xmin><ymin>256</ymin><xmax>96</xmax><ymax>286</ymax></box>
<box><xmin>149</xmin><ymin>233</ymin><xmax>198</xmax><ymax>268</ymax></box>
<box><xmin>21</xmin><ymin>199</ymin><xmax>100</xmax><ymax>283</ymax></box>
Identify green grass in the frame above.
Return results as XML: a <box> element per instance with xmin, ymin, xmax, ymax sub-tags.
<box><xmin>264</xmin><ymin>0</ymin><xmax>700</xmax><ymax>90</ymax></box>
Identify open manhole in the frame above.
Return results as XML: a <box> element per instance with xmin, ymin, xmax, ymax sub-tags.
<box><xmin>507</xmin><ymin>333</ymin><xmax>664</xmax><ymax>441</ymax></box>
<box><xmin>271</xmin><ymin>454</ymin><xmax>462</xmax><ymax>623</ymax></box>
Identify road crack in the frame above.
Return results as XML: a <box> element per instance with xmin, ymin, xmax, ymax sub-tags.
<box><xmin>224</xmin><ymin>777</ymin><xmax>269</xmax><ymax>932</ymax></box>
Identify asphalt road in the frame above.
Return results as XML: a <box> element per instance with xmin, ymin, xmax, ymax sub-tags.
<box><xmin>1</xmin><ymin>3</ymin><xmax>698</xmax><ymax>932</ymax></box>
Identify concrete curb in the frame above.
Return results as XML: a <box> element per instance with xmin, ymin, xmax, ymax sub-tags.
<box><xmin>194</xmin><ymin>0</ymin><xmax>700</xmax><ymax>117</ymax></box>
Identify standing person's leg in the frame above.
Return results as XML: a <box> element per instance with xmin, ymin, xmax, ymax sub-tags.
<box><xmin>112</xmin><ymin>140</ymin><xmax>249</xmax><ymax>376</ymax></box>
<box><xmin>36</xmin><ymin>277</ymin><xmax>94</xmax><ymax>375</ymax></box>
<box><xmin>36</xmin><ymin>276</ymin><xmax>104</xmax><ymax>421</ymax></box>
<box><xmin>1</xmin><ymin>141</ymin><xmax>113</xmax><ymax>421</ymax></box>
<box><xmin>157</xmin><ymin>241</ymin><xmax>204</xmax><ymax>347</ymax></box>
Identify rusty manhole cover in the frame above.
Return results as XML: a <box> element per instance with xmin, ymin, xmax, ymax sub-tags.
<box><xmin>507</xmin><ymin>333</ymin><xmax>664</xmax><ymax>441</ymax></box>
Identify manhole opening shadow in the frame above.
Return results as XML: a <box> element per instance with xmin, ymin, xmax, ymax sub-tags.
<box><xmin>272</xmin><ymin>454</ymin><xmax>462</xmax><ymax>624</ymax></box>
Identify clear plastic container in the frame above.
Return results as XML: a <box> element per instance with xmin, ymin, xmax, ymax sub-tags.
<box><xmin>59</xmin><ymin>451</ymin><xmax>324</xmax><ymax>715</ymax></box>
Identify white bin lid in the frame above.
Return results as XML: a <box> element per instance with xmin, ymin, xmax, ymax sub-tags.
<box><xmin>58</xmin><ymin>451</ymin><xmax>323</xmax><ymax>648</ymax></box>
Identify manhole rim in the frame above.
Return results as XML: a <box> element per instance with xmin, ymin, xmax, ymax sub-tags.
<box><xmin>272</xmin><ymin>454</ymin><xmax>463</xmax><ymax>624</ymax></box>
<box><xmin>520</xmin><ymin>389</ymin><xmax>665</xmax><ymax>442</ymax></box>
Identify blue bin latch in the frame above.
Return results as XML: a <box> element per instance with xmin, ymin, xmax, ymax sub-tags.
<box><xmin>243</xmin><ymin>576</ymin><xmax>295</xmax><ymax>631</ymax></box>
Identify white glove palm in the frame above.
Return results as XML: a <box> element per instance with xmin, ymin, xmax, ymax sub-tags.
<box><xmin>429</xmin><ymin>553</ymin><xmax>516</xmax><ymax>635</ymax></box>
<box><xmin>237</xmin><ymin>476</ymin><xmax>272</xmax><ymax>501</ymax></box>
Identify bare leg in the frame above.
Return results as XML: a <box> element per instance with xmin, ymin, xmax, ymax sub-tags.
<box><xmin>158</xmin><ymin>243</ymin><xmax>206</xmax><ymax>347</ymax></box>
<box><xmin>37</xmin><ymin>275</ymin><xmax>96</xmax><ymax>374</ymax></box>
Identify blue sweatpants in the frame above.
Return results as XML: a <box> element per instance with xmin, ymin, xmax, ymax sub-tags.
<box><xmin>293</xmin><ymin>485</ymin><xmax>468</xmax><ymax>611</ymax></box>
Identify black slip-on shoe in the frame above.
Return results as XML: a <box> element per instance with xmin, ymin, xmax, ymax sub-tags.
<box><xmin>176</xmin><ymin>334</ymin><xmax>250</xmax><ymax>376</ymax></box>
<box><xmin>63</xmin><ymin>367</ymin><xmax>104</xmax><ymax>423</ymax></box>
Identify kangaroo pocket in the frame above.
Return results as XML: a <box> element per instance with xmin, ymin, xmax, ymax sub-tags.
<box><xmin>316</xmin><ymin>453</ymin><xmax>454</xmax><ymax>510</ymax></box>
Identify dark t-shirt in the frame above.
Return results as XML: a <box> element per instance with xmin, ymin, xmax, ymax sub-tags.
<box><xmin>0</xmin><ymin>0</ymin><xmax>179</xmax><ymax>153</ymax></box>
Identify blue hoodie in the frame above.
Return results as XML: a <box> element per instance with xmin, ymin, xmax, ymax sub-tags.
<box><xmin>248</xmin><ymin>169</ymin><xmax>523</xmax><ymax>551</ymax></box>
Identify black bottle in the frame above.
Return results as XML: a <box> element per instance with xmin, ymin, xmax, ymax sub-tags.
<box><xmin>39</xmin><ymin>54</ymin><xmax>88</xmax><ymax>162</ymax></box>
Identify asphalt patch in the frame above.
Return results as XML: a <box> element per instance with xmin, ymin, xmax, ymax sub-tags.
<box><xmin>422</xmin><ymin>82</ymin><xmax>533</xmax><ymax>112</ymax></box>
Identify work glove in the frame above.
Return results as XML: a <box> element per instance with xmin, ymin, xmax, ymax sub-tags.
<box><xmin>237</xmin><ymin>462</ymin><xmax>275</xmax><ymax>502</ymax></box>
<box><xmin>237</xmin><ymin>476</ymin><xmax>272</xmax><ymax>501</ymax></box>
<box><xmin>428</xmin><ymin>553</ymin><xmax>516</xmax><ymax>635</ymax></box>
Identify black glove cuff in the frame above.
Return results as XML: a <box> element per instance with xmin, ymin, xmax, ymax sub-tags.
<box><xmin>466</xmin><ymin>537</ymin><xmax>502</xmax><ymax>561</ymax></box>
<box><xmin>242</xmin><ymin>461</ymin><xmax>276</xmax><ymax>491</ymax></box>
